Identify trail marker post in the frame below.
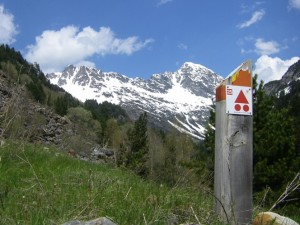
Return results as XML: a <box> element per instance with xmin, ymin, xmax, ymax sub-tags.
<box><xmin>214</xmin><ymin>60</ymin><xmax>253</xmax><ymax>224</ymax></box>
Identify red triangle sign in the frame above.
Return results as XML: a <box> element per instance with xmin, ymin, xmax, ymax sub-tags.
<box><xmin>235</xmin><ymin>90</ymin><xmax>249</xmax><ymax>104</ymax></box>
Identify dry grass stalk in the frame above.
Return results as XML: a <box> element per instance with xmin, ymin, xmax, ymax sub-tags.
<box><xmin>269</xmin><ymin>172</ymin><xmax>300</xmax><ymax>211</ymax></box>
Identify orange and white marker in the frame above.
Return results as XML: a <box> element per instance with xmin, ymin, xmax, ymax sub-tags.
<box><xmin>215</xmin><ymin>60</ymin><xmax>253</xmax><ymax>116</ymax></box>
<box><xmin>226</xmin><ymin>85</ymin><xmax>252</xmax><ymax>115</ymax></box>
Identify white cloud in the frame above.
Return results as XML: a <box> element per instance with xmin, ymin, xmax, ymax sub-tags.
<box><xmin>157</xmin><ymin>0</ymin><xmax>173</xmax><ymax>6</ymax></box>
<box><xmin>75</xmin><ymin>60</ymin><xmax>96</xmax><ymax>68</ymax></box>
<box><xmin>255</xmin><ymin>38</ymin><xmax>280</xmax><ymax>55</ymax></box>
<box><xmin>240</xmin><ymin>2</ymin><xmax>265</xmax><ymax>14</ymax></box>
<box><xmin>289</xmin><ymin>0</ymin><xmax>300</xmax><ymax>10</ymax></box>
<box><xmin>0</xmin><ymin>4</ymin><xmax>18</xmax><ymax>44</ymax></box>
<box><xmin>237</xmin><ymin>9</ymin><xmax>265</xmax><ymax>29</ymax></box>
<box><xmin>178</xmin><ymin>43</ymin><xmax>188</xmax><ymax>50</ymax></box>
<box><xmin>25</xmin><ymin>26</ymin><xmax>154</xmax><ymax>73</ymax></box>
<box><xmin>254</xmin><ymin>55</ymin><xmax>300</xmax><ymax>83</ymax></box>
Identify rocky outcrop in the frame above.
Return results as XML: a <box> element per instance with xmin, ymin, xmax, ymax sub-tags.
<box><xmin>0</xmin><ymin>73</ymin><xmax>12</xmax><ymax>110</ymax></box>
<box><xmin>0</xmin><ymin>70</ymin><xmax>104</xmax><ymax>161</ymax></box>
<box><xmin>77</xmin><ymin>146</ymin><xmax>116</xmax><ymax>164</ymax></box>
<box><xmin>90</xmin><ymin>146</ymin><xmax>115</xmax><ymax>162</ymax></box>
<box><xmin>25</xmin><ymin>105</ymin><xmax>71</xmax><ymax>145</ymax></box>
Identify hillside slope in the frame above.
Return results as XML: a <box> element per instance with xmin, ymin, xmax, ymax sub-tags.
<box><xmin>0</xmin><ymin>141</ymin><xmax>221</xmax><ymax>225</ymax></box>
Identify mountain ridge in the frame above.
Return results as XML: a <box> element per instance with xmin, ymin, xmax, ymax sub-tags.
<box><xmin>46</xmin><ymin>62</ymin><xmax>223</xmax><ymax>139</ymax></box>
<box><xmin>264</xmin><ymin>59</ymin><xmax>300</xmax><ymax>95</ymax></box>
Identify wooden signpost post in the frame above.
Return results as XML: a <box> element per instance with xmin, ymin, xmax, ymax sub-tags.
<box><xmin>214</xmin><ymin>60</ymin><xmax>253</xmax><ymax>225</ymax></box>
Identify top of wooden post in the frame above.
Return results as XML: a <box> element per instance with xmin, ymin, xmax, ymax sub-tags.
<box><xmin>216</xmin><ymin>60</ymin><xmax>252</xmax><ymax>102</ymax></box>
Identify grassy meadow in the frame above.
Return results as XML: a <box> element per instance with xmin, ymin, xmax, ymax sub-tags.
<box><xmin>0</xmin><ymin>140</ymin><xmax>223</xmax><ymax>225</ymax></box>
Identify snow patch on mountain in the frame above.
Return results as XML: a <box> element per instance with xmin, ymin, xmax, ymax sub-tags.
<box><xmin>46</xmin><ymin>62</ymin><xmax>223</xmax><ymax>140</ymax></box>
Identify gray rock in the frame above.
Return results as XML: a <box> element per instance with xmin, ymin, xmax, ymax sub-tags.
<box><xmin>62</xmin><ymin>217</ymin><xmax>117</xmax><ymax>225</ymax></box>
<box><xmin>90</xmin><ymin>146</ymin><xmax>115</xmax><ymax>159</ymax></box>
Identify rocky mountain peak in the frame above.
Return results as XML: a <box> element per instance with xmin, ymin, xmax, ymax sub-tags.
<box><xmin>46</xmin><ymin>62</ymin><xmax>223</xmax><ymax>139</ymax></box>
<box><xmin>179</xmin><ymin>62</ymin><xmax>214</xmax><ymax>75</ymax></box>
<box><xmin>264</xmin><ymin>59</ymin><xmax>300</xmax><ymax>95</ymax></box>
<box><xmin>280</xmin><ymin>59</ymin><xmax>300</xmax><ymax>85</ymax></box>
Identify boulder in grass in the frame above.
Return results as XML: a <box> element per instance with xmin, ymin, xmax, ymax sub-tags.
<box><xmin>253</xmin><ymin>212</ymin><xmax>299</xmax><ymax>225</ymax></box>
<box><xmin>62</xmin><ymin>217</ymin><xmax>117</xmax><ymax>225</ymax></box>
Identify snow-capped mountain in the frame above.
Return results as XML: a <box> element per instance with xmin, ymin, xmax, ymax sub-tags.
<box><xmin>264</xmin><ymin>59</ymin><xmax>300</xmax><ymax>96</ymax></box>
<box><xmin>46</xmin><ymin>62</ymin><xmax>223</xmax><ymax>140</ymax></box>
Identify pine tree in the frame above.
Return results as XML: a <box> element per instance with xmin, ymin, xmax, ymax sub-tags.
<box><xmin>203</xmin><ymin>101</ymin><xmax>216</xmax><ymax>173</ymax></box>
<box><xmin>127</xmin><ymin>112</ymin><xmax>149</xmax><ymax>178</ymax></box>
<box><xmin>54</xmin><ymin>96</ymin><xmax>68</xmax><ymax>116</ymax></box>
<box><xmin>276</xmin><ymin>80</ymin><xmax>300</xmax><ymax>155</ymax></box>
<box><xmin>26</xmin><ymin>80</ymin><xmax>46</xmax><ymax>103</ymax></box>
<box><xmin>253</xmin><ymin>75</ymin><xmax>298</xmax><ymax>200</ymax></box>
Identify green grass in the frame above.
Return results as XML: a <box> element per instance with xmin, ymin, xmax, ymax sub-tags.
<box><xmin>0</xmin><ymin>141</ymin><xmax>223</xmax><ymax>225</ymax></box>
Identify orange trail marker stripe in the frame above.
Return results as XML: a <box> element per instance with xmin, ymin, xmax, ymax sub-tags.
<box><xmin>231</xmin><ymin>70</ymin><xmax>252</xmax><ymax>87</ymax></box>
<box><xmin>216</xmin><ymin>84</ymin><xmax>226</xmax><ymax>102</ymax></box>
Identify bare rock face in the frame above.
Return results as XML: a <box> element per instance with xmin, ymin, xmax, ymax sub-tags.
<box><xmin>253</xmin><ymin>212</ymin><xmax>299</xmax><ymax>225</ymax></box>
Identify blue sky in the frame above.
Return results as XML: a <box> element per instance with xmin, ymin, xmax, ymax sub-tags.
<box><xmin>0</xmin><ymin>0</ymin><xmax>299</xmax><ymax>82</ymax></box>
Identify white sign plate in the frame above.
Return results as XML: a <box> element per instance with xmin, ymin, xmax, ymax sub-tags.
<box><xmin>226</xmin><ymin>85</ymin><xmax>252</xmax><ymax>115</ymax></box>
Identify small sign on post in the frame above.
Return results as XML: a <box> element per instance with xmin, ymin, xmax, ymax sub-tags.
<box><xmin>226</xmin><ymin>85</ymin><xmax>252</xmax><ymax>115</ymax></box>
<box><xmin>214</xmin><ymin>60</ymin><xmax>253</xmax><ymax>225</ymax></box>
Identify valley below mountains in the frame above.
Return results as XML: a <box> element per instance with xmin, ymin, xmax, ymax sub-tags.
<box><xmin>46</xmin><ymin>62</ymin><xmax>223</xmax><ymax>139</ymax></box>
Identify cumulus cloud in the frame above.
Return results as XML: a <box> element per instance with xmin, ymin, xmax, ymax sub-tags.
<box><xmin>25</xmin><ymin>26</ymin><xmax>154</xmax><ymax>73</ymax></box>
<box><xmin>255</xmin><ymin>38</ymin><xmax>280</xmax><ymax>55</ymax></box>
<box><xmin>0</xmin><ymin>4</ymin><xmax>18</xmax><ymax>44</ymax></box>
<box><xmin>254</xmin><ymin>55</ymin><xmax>300</xmax><ymax>83</ymax></box>
<box><xmin>289</xmin><ymin>0</ymin><xmax>300</xmax><ymax>10</ymax></box>
<box><xmin>237</xmin><ymin>9</ymin><xmax>265</xmax><ymax>29</ymax></box>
